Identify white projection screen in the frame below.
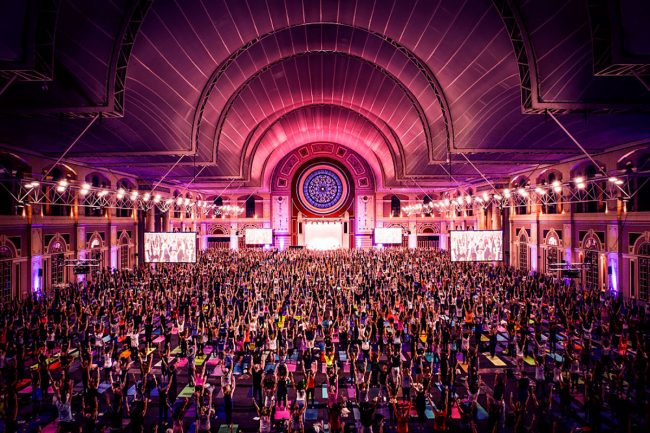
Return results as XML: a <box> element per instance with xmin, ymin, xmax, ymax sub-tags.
<box><xmin>374</xmin><ymin>227</ymin><xmax>403</xmax><ymax>244</ymax></box>
<box><xmin>245</xmin><ymin>228</ymin><xmax>273</xmax><ymax>245</ymax></box>
<box><xmin>450</xmin><ymin>230</ymin><xmax>503</xmax><ymax>262</ymax></box>
<box><xmin>305</xmin><ymin>222</ymin><xmax>343</xmax><ymax>250</ymax></box>
<box><xmin>144</xmin><ymin>232</ymin><xmax>197</xmax><ymax>263</ymax></box>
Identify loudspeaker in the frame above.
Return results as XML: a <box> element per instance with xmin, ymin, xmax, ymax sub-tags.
<box><xmin>608</xmin><ymin>265</ymin><xmax>612</xmax><ymax>275</ymax></box>
<box><xmin>298</xmin><ymin>223</ymin><xmax>302</xmax><ymax>234</ymax></box>
<box><xmin>37</xmin><ymin>269</ymin><xmax>43</xmax><ymax>277</ymax></box>
<box><xmin>343</xmin><ymin>222</ymin><xmax>348</xmax><ymax>233</ymax></box>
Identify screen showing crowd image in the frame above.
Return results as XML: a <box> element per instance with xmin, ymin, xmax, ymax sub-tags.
<box><xmin>144</xmin><ymin>232</ymin><xmax>197</xmax><ymax>263</ymax></box>
<box><xmin>450</xmin><ymin>230</ymin><xmax>503</xmax><ymax>262</ymax></box>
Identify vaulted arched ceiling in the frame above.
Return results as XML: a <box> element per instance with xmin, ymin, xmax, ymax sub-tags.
<box><xmin>0</xmin><ymin>0</ymin><xmax>649</xmax><ymax>192</ymax></box>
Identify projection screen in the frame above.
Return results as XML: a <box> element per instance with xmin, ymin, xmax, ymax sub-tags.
<box><xmin>374</xmin><ymin>227</ymin><xmax>403</xmax><ymax>244</ymax></box>
<box><xmin>144</xmin><ymin>232</ymin><xmax>197</xmax><ymax>263</ymax></box>
<box><xmin>245</xmin><ymin>228</ymin><xmax>273</xmax><ymax>245</ymax></box>
<box><xmin>450</xmin><ymin>230</ymin><xmax>503</xmax><ymax>262</ymax></box>
<box><xmin>305</xmin><ymin>221</ymin><xmax>343</xmax><ymax>250</ymax></box>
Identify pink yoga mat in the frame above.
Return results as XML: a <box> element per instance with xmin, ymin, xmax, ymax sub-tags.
<box><xmin>275</xmin><ymin>409</ymin><xmax>290</xmax><ymax>420</ymax></box>
<box><xmin>176</xmin><ymin>358</ymin><xmax>188</xmax><ymax>368</ymax></box>
<box><xmin>153</xmin><ymin>336</ymin><xmax>165</xmax><ymax>344</ymax></box>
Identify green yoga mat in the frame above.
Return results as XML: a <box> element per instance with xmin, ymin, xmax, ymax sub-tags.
<box><xmin>217</xmin><ymin>425</ymin><xmax>238</xmax><ymax>433</ymax></box>
<box><xmin>178</xmin><ymin>385</ymin><xmax>195</xmax><ymax>398</ymax></box>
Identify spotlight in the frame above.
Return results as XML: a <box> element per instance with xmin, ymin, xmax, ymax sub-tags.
<box><xmin>576</xmin><ymin>182</ymin><xmax>586</xmax><ymax>190</ymax></box>
<box><xmin>482</xmin><ymin>192</ymin><xmax>489</xmax><ymax>201</ymax></box>
<box><xmin>615</xmin><ymin>179</ymin><xmax>624</xmax><ymax>185</ymax></box>
<box><xmin>176</xmin><ymin>197</ymin><xmax>183</xmax><ymax>206</ymax></box>
<box><xmin>535</xmin><ymin>187</ymin><xmax>546</xmax><ymax>195</ymax></box>
<box><xmin>153</xmin><ymin>194</ymin><xmax>161</xmax><ymax>203</ymax></box>
<box><xmin>56</xmin><ymin>185</ymin><xmax>66</xmax><ymax>193</ymax></box>
<box><xmin>608</xmin><ymin>177</ymin><xmax>618</xmax><ymax>183</ymax></box>
<box><xmin>517</xmin><ymin>188</ymin><xmax>528</xmax><ymax>197</ymax></box>
<box><xmin>143</xmin><ymin>193</ymin><xmax>150</xmax><ymax>202</ymax></box>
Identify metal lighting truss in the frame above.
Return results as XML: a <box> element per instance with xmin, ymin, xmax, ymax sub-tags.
<box><xmin>5</xmin><ymin>178</ymin><xmax>245</xmax><ymax>218</ymax></box>
<box><xmin>403</xmin><ymin>174</ymin><xmax>633</xmax><ymax>216</ymax></box>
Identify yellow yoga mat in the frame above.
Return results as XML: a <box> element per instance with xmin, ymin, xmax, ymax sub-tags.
<box><xmin>486</xmin><ymin>355</ymin><xmax>506</xmax><ymax>367</ymax></box>
<box><xmin>481</xmin><ymin>335</ymin><xmax>489</xmax><ymax>342</ymax></box>
<box><xmin>524</xmin><ymin>356</ymin><xmax>536</xmax><ymax>366</ymax></box>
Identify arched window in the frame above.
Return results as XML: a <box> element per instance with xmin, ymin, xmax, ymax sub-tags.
<box><xmin>584</xmin><ymin>248</ymin><xmax>599</xmax><ymax>290</ymax></box>
<box><xmin>115</xmin><ymin>179</ymin><xmax>133</xmax><ymax>218</ymax></box>
<box><xmin>0</xmin><ymin>153</ymin><xmax>30</xmax><ymax>216</ymax></box>
<box><xmin>512</xmin><ymin>179</ymin><xmax>528</xmax><ymax>215</ymax></box>
<box><xmin>543</xmin><ymin>173</ymin><xmax>560</xmax><ymax>214</ymax></box>
<box><xmin>638</xmin><ymin>242</ymin><xmax>650</xmax><ymax>301</ymax></box>
<box><xmin>546</xmin><ymin>234</ymin><xmax>560</xmax><ymax>275</ymax></box>
<box><xmin>245</xmin><ymin>196</ymin><xmax>256</xmax><ymax>218</ymax></box>
<box><xmin>184</xmin><ymin>194</ymin><xmax>193</xmax><ymax>219</ymax></box>
<box><xmin>625</xmin><ymin>157</ymin><xmax>650</xmax><ymax>212</ymax></box>
<box><xmin>119</xmin><ymin>236</ymin><xmax>129</xmax><ymax>270</ymax></box>
<box><xmin>84</xmin><ymin>174</ymin><xmax>110</xmax><ymax>217</ymax></box>
<box><xmin>390</xmin><ymin>195</ymin><xmax>401</xmax><ymax>217</ymax></box>
<box><xmin>575</xmin><ymin>164</ymin><xmax>605</xmax><ymax>214</ymax></box>
<box><xmin>89</xmin><ymin>237</ymin><xmax>103</xmax><ymax>270</ymax></box>
<box><xmin>46</xmin><ymin>167</ymin><xmax>75</xmax><ymax>217</ymax></box>
<box><xmin>0</xmin><ymin>246</ymin><xmax>12</xmax><ymax>301</ymax></box>
<box><xmin>519</xmin><ymin>234</ymin><xmax>528</xmax><ymax>271</ymax></box>
<box><xmin>423</xmin><ymin>195</ymin><xmax>433</xmax><ymax>216</ymax></box>
<box><xmin>50</xmin><ymin>240</ymin><xmax>65</xmax><ymax>286</ymax></box>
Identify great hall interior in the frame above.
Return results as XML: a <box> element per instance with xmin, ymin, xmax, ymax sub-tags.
<box><xmin>0</xmin><ymin>1</ymin><xmax>648</xmax><ymax>433</ymax></box>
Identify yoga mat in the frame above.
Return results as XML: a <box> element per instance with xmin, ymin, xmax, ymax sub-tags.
<box><xmin>18</xmin><ymin>385</ymin><xmax>33</xmax><ymax>395</ymax></box>
<box><xmin>305</xmin><ymin>409</ymin><xmax>318</xmax><ymax>420</ymax></box>
<box><xmin>547</xmin><ymin>353</ymin><xmax>563</xmax><ymax>363</ymax></box>
<box><xmin>42</xmin><ymin>421</ymin><xmax>58</xmax><ymax>433</ymax></box>
<box><xmin>451</xmin><ymin>406</ymin><xmax>461</xmax><ymax>419</ymax></box>
<box><xmin>195</xmin><ymin>355</ymin><xmax>208</xmax><ymax>366</ymax></box>
<box><xmin>119</xmin><ymin>350</ymin><xmax>131</xmax><ymax>359</ymax></box>
<box><xmin>217</xmin><ymin>425</ymin><xmax>237</xmax><ymax>433</ymax></box>
<box><xmin>275</xmin><ymin>409</ymin><xmax>290</xmax><ymax>420</ymax></box>
<box><xmin>153</xmin><ymin>336</ymin><xmax>165</xmax><ymax>344</ymax></box>
<box><xmin>176</xmin><ymin>358</ymin><xmax>188</xmax><ymax>368</ymax></box>
<box><xmin>481</xmin><ymin>335</ymin><xmax>489</xmax><ymax>342</ymax></box>
<box><xmin>287</xmin><ymin>363</ymin><xmax>297</xmax><ymax>372</ymax></box>
<box><xmin>321</xmin><ymin>385</ymin><xmax>328</xmax><ymax>399</ymax></box>
<box><xmin>98</xmin><ymin>383</ymin><xmax>112</xmax><ymax>394</ymax></box>
<box><xmin>524</xmin><ymin>356</ymin><xmax>536</xmax><ymax>366</ymax></box>
<box><xmin>170</xmin><ymin>347</ymin><xmax>182</xmax><ymax>355</ymax></box>
<box><xmin>485</xmin><ymin>355</ymin><xmax>506</xmax><ymax>367</ymax></box>
<box><xmin>146</xmin><ymin>347</ymin><xmax>156</xmax><ymax>356</ymax></box>
<box><xmin>211</xmin><ymin>365</ymin><xmax>223</xmax><ymax>376</ymax></box>
<box><xmin>346</xmin><ymin>386</ymin><xmax>356</xmax><ymax>398</ymax></box>
<box><xmin>206</xmin><ymin>358</ymin><xmax>219</xmax><ymax>367</ymax></box>
<box><xmin>497</xmin><ymin>334</ymin><xmax>507</xmax><ymax>342</ymax></box>
<box><xmin>178</xmin><ymin>385</ymin><xmax>195</xmax><ymax>398</ymax></box>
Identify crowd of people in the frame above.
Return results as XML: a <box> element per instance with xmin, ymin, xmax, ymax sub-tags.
<box><xmin>0</xmin><ymin>248</ymin><xmax>648</xmax><ymax>433</ymax></box>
